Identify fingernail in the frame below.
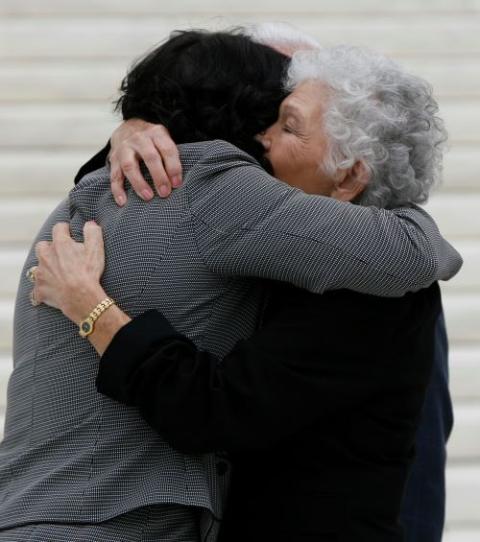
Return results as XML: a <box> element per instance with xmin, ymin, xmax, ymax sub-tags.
<box><xmin>116</xmin><ymin>194</ymin><xmax>126</xmax><ymax>206</ymax></box>
<box><xmin>171</xmin><ymin>176</ymin><xmax>182</xmax><ymax>188</ymax></box>
<box><xmin>142</xmin><ymin>189</ymin><xmax>154</xmax><ymax>200</ymax></box>
<box><xmin>160</xmin><ymin>185</ymin><xmax>170</xmax><ymax>197</ymax></box>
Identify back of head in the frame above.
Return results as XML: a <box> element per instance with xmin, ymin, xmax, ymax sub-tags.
<box><xmin>246</xmin><ymin>22</ymin><xmax>320</xmax><ymax>56</ymax></box>
<box><xmin>287</xmin><ymin>46</ymin><xmax>447</xmax><ymax>208</ymax></box>
<box><xmin>117</xmin><ymin>29</ymin><xmax>289</xmax><ymax>162</ymax></box>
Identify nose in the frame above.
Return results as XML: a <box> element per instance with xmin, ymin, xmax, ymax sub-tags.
<box><xmin>257</xmin><ymin>130</ymin><xmax>271</xmax><ymax>152</ymax></box>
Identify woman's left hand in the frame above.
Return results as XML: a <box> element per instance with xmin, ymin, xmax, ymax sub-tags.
<box><xmin>33</xmin><ymin>221</ymin><xmax>108</xmax><ymax>324</ymax></box>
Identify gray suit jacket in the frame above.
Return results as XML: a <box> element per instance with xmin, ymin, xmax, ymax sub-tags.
<box><xmin>0</xmin><ymin>140</ymin><xmax>461</xmax><ymax>531</ymax></box>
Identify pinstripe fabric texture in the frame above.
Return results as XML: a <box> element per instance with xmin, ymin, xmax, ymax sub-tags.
<box><xmin>0</xmin><ymin>140</ymin><xmax>462</xmax><ymax>538</ymax></box>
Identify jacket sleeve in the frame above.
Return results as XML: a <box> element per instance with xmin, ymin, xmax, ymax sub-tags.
<box><xmin>187</xmin><ymin>142</ymin><xmax>462</xmax><ymax>297</ymax></box>
<box><xmin>95</xmin><ymin>308</ymin><xmax>363</xmax><ymax>454</ymax></box>
<box><xmin>96</xmin><ymin>285</ymin><xmax>439</xmax><ymax>454</ymax></box>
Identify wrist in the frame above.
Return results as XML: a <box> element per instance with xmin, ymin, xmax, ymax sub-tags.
<box><xmin>62</xmin><ymin>284</ymin><xmax>108</xmax><ymax>325</ymax></box>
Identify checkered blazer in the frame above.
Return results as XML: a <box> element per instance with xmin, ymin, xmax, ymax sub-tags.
<box><xmin>0</xmin><ymin>140</ymin><xmax>461</xmax><ymax>531</ymax></box>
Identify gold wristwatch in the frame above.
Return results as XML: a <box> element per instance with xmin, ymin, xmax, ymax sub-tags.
<box><xmin>79</xmin><ymin>297</ymin><xmax>116</xmax><ymax>338</ymax></box>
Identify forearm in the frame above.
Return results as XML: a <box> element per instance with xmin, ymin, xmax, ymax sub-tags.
<box><xmin>62</xmin><ymin>283</ymin><xmax>131</xmax><ymax>356</ymax></box>
<box><xmin>191</xmin><ymin>146</ymin><xmax>462</xmax><ymax>296</ymax></box>
<box><xmin>96</xmin><ymin>302</ymin><xmax>364</xmax><ymax>454</ymax></box>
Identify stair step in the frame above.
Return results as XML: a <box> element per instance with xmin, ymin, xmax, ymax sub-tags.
<box><xmin>2</xmin><ymin>59</ymin><xmax>480</xmax><ymax>103</ymax></box>
<box><xmin>0</xmin><ymin>249</ymin><xmax>27</xmax><ymax>297</ymax></box>
<box><xmin>0</xmin><ymin>100</ymin><xmax>476</xmax><ymax>149</ymax></box>
<box><xmin>1</xmin><ymin>0</ymin><xmax>477</xmax><ymax>16</ymax></box>
<box><xmin>0</xmin><ymin>62</ymin><xmax>125</xmax><ymax>103</ymax></box>
<box><xmin>448</xmin><ymin>404</ymin><xmax>480</xmax><ymax>460</ymax></box>
<box><xmin>0</xmin><ymin>151</ymin><xmax>93</xmax><ymax>196</ymax></box>
<box><xmin>444</xmin><ymin>529</ymin><xmax>480</xmax><ymax>542</ymax></box>
<box><xmin>0</xmin><ymin>104</ymin><xmax>116</xmax><ymax>149</ymax></box>
<box><xmin>450</xmin><ymin>347</ymin><xmax>480</xmax><ymax>401</ymax></box>
<box><xmin>0</xmin><ymin>198</ymin><xmax>60</xmax><ymax>244</ymax></box>
<box><xmin>425</xmin><ymin>193</ymin><xmax>480</xmax><ymax>239</ymax></box>
<box><xmin>440</xmin><ymin>241</ymin><xmax>480</xmax><ymax>294</ymax></box>
<box><xmin>403</xmin><ymin>59</ymin><xmax>480</xmax><ymax>99</ymax></box>
<box><xmin>446</xmin><ymin>465</ymin><xmax>480</xmax><ymax>523</ymax></box>
<box><xmin>0</xmin><ymin>356</ymin><xmax>11</xmax><ymax>411</ymax></box>
<box><xmin>0</xmin><ymin>301</ymin><xmax>13</xmax><ymax>352</ymax></box>
<box><xmin>1</xmin><ymin>16</ymin><xmax>480</xmax><ymax>61</ymax></box>
<box><xmin>0</xmin><ymin>148</ymin><xmax>477</xmax><ymax>197</ymax></box>
<box><xmin>443</xmin><ymin>293</ymin><xmax>480</xmax><ymax>343</ymax></box>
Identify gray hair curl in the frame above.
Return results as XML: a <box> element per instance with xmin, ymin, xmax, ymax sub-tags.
<box><xmin>287</xmin><ymin>46</ymin><xmax>447</xmax><ymax>208</ymax></box>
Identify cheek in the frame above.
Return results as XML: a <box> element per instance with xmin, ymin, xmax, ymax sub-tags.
<box><xmin>270</xmin><ymin>138</ymin><xmax>298</xmax><ymax>176</ymax></box>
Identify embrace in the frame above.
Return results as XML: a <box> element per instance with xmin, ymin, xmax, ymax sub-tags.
<box><xmin>0</xmin><ymin>23</ymin><xmax>462</xmax><ymax>542</ymax></box>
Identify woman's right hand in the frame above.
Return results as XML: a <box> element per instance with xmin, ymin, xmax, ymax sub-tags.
<box><xmin>109</xmin><ymin>119</ymin><xmax>183</xmax><ymax>206</ymax></box>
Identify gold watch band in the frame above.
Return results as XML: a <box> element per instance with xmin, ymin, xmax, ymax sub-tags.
<box><xmin>79</xmin><ymin>297</ymin><xmax>116</xmax><ymax>338</ymax></box>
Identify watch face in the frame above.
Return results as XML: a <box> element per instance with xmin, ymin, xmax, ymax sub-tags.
<box><xmin>79</xmin><ymin>318</ymin><xmax>93</xmax><ymax>337</ymax></box>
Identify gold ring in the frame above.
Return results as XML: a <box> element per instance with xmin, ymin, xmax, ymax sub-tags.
<box><xmin>26</xmin><ymin>266</ymin><xmax>38</xmax><ymax>283</ymax></box>
<box><xmin>29</xmin><ymin>290</ymin><xmax>40</xmax><ymax>307</ymax></box>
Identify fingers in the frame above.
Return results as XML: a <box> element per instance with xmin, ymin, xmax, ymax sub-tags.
<box><xmin>137</xmin><ymin>139</ymin><xmax>172</xmax><ymax>198</ymax></box>
<box><xmin>152</xmin><ymin>130</ymin><xmax>183</xmax><ymax>189</ymax></box>
<box><xmin>109</xmin><ymin>159</ymin><xmax>127</xmax><ymax>207</ymax></box>
<box><xmin>52</xmin><ymin>222</ymin><xmax>72</xmax><ymax>243</ymax></box>
<box><xmin>115</xmin><ymin>145</ymin><xmax>154</xmax><ymax>202</ymax></box>
<box><xmin>83</xmin><ymin>221</ymin><xmax>104</xmax><ymax>254</ymax></box>
<box><xmin>35</xmin><ymin>240</ymin><xmax>51</xmax><ymax>260</ymax></box>
<box><xmin>109</xmin><ymin>123</ymin><xmax>182</xmax><ymax>204</ymax></box>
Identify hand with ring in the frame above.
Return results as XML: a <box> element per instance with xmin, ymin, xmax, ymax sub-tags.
<box><xmin>32</xmin><ymin>221</ymin><xmax>107</xmax><ymax>324</ymax></box>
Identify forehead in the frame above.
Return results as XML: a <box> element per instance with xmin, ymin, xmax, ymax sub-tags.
<box><xmin>281</xmin><ymin>80</ymin><xmax>329</xmax><ymax>117</ymax></box>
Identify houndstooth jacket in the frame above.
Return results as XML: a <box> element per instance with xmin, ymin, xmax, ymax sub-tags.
<box><xmin>0</xmin><ymin>140</ymin><xmax>461</xmax><ymax>534</ymax></box>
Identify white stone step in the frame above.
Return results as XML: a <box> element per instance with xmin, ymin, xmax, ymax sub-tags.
<box><xmin>451</xmin><ymin>347</ymin><xmax>480</xmax><ymax>401</ymax></box>
<box><xmin>0</xmin><ymin>151</ymin><xmax>94</xmax><ymax>196</ymax></box>
<box><xmin>0</xmin><ymin>104</ymin><xmax>117</xmax><ymax>149</ymax></box>
<box><xmin>0</xmin><ymin>62</ymin><xmax>125</xmax><ymax>103</ymax></box>
<box><xmin>442</xmin><ymin>147</ymin><xmax>480</xmax><ymax>192</ymax></box>
<box><xmin>446</xmin><ymin>465</ymin><xmax>480</xmax><ymax>523</ymax></box>
<box><xmin>0</xmin><ymin>249</ymin><xmax>27</xmax><ymax>297</ymax></box>
<box><xmin>0</xmin><ymin>146</ymin><xmax>478</xmax><ymax>197</ymax></box>
<box><xmin>0</xmin><ymin>198</ymin><xmax>60</xmax><ymax>244</ymax></box>
<box><xmin>2</xmin><ymin>59</ymin><xmax>480</xmax><ymax>103</ymax></box>
<box><xmin>443</xmin><ymin>293</ymin><xmax>480</xmax><ymax>344</ymax></box>
<box><xmin>444</xmin><ymin>529</ymin><xmax>480</xmax><ymax>542</ymax></box>
<box><xmin>1</xmin><ymin>0</ymin><xmax>477</xmax><ymax>16</ymax></box>
<box><xmin>0</xmin><ymin>99</ymin><xmax>476</xmax><ymax>150</ymax></box>
<box><xmin>0</xmin><ymin>355</ymin><xmax>11</xmax><ymax>411</ymax></box>
<box><xmin>425</xmin><ymin>193</ymin><xmax>480</xmax><ymax>240</ymax></box>
<box><xmin>449</xmin><ymin>404</ymin><xmax>480</xmax><ymax>460</ymax></box>
<box><xmin>0</xmin><ymin>301</ymin><xmax>13</xmax><ymax>352</ymax></box>
<box><xmin>403</xmin><ymin>59</ymin><xmax>480</xmax><ymax>99</ymax></box>
<box><xmin>1</xmin><ymin>16</ymin><xmax>480</xmax><ymax>61</ymax></box>
<box><xmin>440</xmin><ymin>241</ymin><xmax>480</xmax><ymax>294</ymax></box>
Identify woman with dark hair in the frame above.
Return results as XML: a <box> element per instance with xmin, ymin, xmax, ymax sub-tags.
<box><xmin>2</xmin><ymin>29</ymin><xmax>460</xmax><ymax>542</ymax></box>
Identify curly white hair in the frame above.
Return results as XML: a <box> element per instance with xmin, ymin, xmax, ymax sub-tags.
<box><xmin>287</xmin><ymin>46</ymin><xmax>447</xmax><ymax>208</ymax></box>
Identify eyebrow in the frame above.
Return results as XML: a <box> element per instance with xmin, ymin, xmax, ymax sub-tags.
<box><xmin>280</xmin><ymin>102</ymin><xmax>304</xmax><ymax>120</ymax></box>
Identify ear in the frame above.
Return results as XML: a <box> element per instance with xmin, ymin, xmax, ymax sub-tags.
<box><xmin>331</xmin><ymin>160</ymin><xmax>370</xmax><ymax>202</ymax></box>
